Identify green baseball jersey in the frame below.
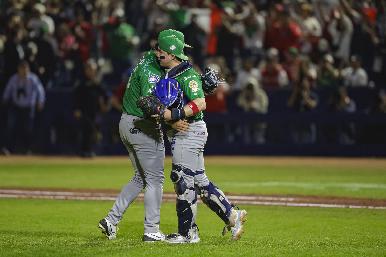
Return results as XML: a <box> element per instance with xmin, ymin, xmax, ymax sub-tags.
<box><xmin>122</xmin><ymin>51</ymin><xmax>165</xmax><ymax>117</ymax></box>
<box><xmin>174</xmin><ymin>66</ymin><xmax>205</xmax><ymax>121</ymax></box>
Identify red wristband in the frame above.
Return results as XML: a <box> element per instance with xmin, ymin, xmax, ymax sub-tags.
<box><xmin>187</xmin><ymin>101</ymin><xmax>200</xmax><ymax>115</ymax></box>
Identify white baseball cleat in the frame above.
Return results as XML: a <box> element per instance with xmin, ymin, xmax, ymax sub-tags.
<box><xmin>142</xmin><ymin>231</ymin><xmax>165</xmax><ymax>242</ymax></box>
<box><xmin>165</xmin><ymin>226</ymin><xmax>200</xmax><ymax>244</ymax></box>
<box><xmin>189</xmin><ymin>226</ymin><xmax>201</xmax><ymax>243</ymax></box>
<box><xmin>223</xmin><ymin>209</ymin><xmax>248</xmax><ymax>240</ymax></box>
<box><xmin>98</xmin><ymin>218</ymin><xmax>117</xmax><ymax>240</ymax></box>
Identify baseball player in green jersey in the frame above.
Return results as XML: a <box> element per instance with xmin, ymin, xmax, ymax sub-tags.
<box><xmin>153</xmin><ymin>35</ymin><xmax>248</xmax><ymax>243</ymax></box>
<box><xmin>98</xmin><ymin>29</ymin><xmax>189</xmax><ymax>242</ymax></box>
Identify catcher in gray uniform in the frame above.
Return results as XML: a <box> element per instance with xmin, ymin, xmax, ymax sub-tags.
<box><xmin>138</xmin><ymin>35</ymin><xmax>247</xmax><ymax>243</ymax></box>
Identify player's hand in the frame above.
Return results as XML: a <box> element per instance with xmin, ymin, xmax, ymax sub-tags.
<box><xmin>163</xmin><ymin>109</ymin><xmax>172</xmax><ymax>121</ymax></box>
<box><xmin>171</xmin><ymin>120</ymin><xmax>189</xmax><ymax>132</ymax></box>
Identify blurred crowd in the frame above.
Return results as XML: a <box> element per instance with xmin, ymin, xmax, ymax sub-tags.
<box><xmin>1</xmin><ymin>0</ymin><xmax>386</xmax><ymax>155</ymax></box>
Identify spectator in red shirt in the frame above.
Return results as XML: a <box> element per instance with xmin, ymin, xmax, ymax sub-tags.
<box><xmin>264</xmin><ymin>5</ymin><xmax>302</xmax><ymax>58</ymax></box>
<box><xmin>207</xmin><ymin>1</ymin><xmax>224</xmax><ymax>56</ymax></box>
<box><xmin>260</xmin><ymin>48</ymin><xmax>289</xmax><ymax>90</ymax></box>
<box><xmin>68</xmin><ymin>8</ymin><xmax>93</xmax><ymax>63</ymax></box>
<box><xmin>205</xmin><ymin>84</ymin><xmax>228</xmax><ymax>113</ymax></box>
<box><xmin>203</xmin><ymin>61</ymin><xmax>230</xmax><ymax>113</ymax></box>
<box><xmin>203</xmin><ymin>63</ymin><xmax>231</xmax><ymax>144</ymax></box>
<box><xmin>282</xmin><ymin>47</ymin><xmax>302</xmax><ymax>86</ymax></box>
<box><xmin>110</xmin><ymin>81</ymin><xmax>126</xmax><ymax>112</ymax></box>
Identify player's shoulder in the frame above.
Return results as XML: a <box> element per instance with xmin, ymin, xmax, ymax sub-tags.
<box><xmin>137</xmin><ymin>51</ymin><xmax>157</xmax><ymax>66</ymax></box>
<box><xmin>178</xmin><ymin>67</ymin><xmax>202</xmax><ymax>85</ymax></box>
<box><xmin>177</xmin><ymin>67</ymin><xmax>203</xmax><ymax>96</ymax></box>
<box><xmin>185</xmin><ymin>66</ymin><xmax>201</xmax><ymax>77</ymax></box>
<box><xmin>132</xmin><ymin>51</ymin><xmax>159</xmax><ymax>76</ymax></box>
<box><xmin>143</xmin><ymin>50</ymin><xmax>156</xmax><ymax>59</ymax></box>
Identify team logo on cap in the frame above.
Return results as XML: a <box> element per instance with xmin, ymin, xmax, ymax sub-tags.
<box><xmin>149</xmin><ymin>74</ymin><xmax>160</xmax><ymax>83</ymax></box>
<box><xmin>170</xmin><ymin>45</ymin><xmax>176</xmax><ymax>51</ymax></box>
<box><xmin>189</xmin><ymin>80</ymin><xmax>198</xmax><ymax>93</ymax></box>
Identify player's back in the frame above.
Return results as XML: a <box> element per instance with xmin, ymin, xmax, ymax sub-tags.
<box><xmin>122</xmin><ymin>51</ymin><xmax>164</xmax><ymax>117</ymax></box>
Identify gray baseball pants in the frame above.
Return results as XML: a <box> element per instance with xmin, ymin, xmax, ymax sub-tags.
<box><xmin>107</xmin><ymin>113</ymin><xmax>165</xmax><ymax>234</ymax></box>
<box><xmin>170</xmin><ymin>121</ymin><xmax>209</xmax><ymax>185</ymax></box>
<box><xmin>169</xmin><ymin>121</ymin><xmax>210</xmax><ymax>229</ymax></box>
<box><xmin>169</xmin><ymin>121</ymin><xmax>234</xmax><ymax>235</ymax></box>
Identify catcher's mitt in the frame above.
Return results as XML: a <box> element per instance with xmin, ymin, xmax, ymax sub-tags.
<box><xmin>201</xmin><ymin>67</ymin><xmax>219</xmax><ymax>95</ymax></box>
<box><xmin>136</xmin><ymin>95</ymin><xmax>166</xmax><ymax>118</ymax></box>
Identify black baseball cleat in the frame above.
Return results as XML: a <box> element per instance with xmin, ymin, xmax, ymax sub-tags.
<box><xmin>165</xmin><ymin>226</ymin><xmax>200</xmax><ymax>244</ymax></box>
<box><xmin>98</xmin><ymin>218</ymin><xmax>117</xmax><ymax>240</ymax></box>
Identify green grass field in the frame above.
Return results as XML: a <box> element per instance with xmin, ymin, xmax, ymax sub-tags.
<box><xmin>1</xmin><ymin>157</ymin><xmax>386</xmax><ymax>198</ymax></box>
<box><xmin>1</xmin><ymin>156</ymin><xmax>386</xmax><ymax>257</ymax></box>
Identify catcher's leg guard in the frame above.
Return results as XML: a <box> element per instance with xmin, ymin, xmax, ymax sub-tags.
<box><xmin>170</xmin><ymin>164</ymin><xmax>197</xmax><ymax>237</ymax></box>
<box><xmin>198</xmin><ymin>181</ymin><xmax>233</xmax><ymax>224</ymax></box>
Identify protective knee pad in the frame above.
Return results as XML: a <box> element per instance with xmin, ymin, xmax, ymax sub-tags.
<box><xmin>199</xmin><ymin>182</ymin><xmax>233</xmax><ymax>224</ymax></box>
<box><xmin>170</xmin><ymin>164</ymin><xmax>197</xmax><ymax>201</ymax></box>
<box><xmin>171</xmin><ymin>164</ymin><xmax>197</xmax><ymax>236</ymax></box>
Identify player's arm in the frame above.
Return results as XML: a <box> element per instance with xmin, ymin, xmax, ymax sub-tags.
<box><xmin>183</xmin><ymin>97</ymin><xmax>206</xmax><ymax>116</ymax></box>
<box><xmin>162</xmin><ymin>97</ymin><xmax>206</xmax><ymax>122</ymax></box>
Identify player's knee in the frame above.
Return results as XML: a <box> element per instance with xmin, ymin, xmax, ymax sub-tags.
<box><xmin>171</xmin><ymin>164</ymin><xmax>196</xmax><ymax>202</ymax></box>
<box><xmin>151</xmin><ymin>172</ymin><xmax>165</xmax><ymax>185</ymax></box>
<box><xmin>194</xmin><ymin>170</ymin><xmax>210</xmax><ymax>188</ymax></box>
<box><xmin>131</xmin><ymin>173</ymin><xmax>145</xmax><ymax>188</ymax></box>
<box><xmin>170</xmin><ymin>164</ymin><xmax>182</xmax><ymax>184</ymax></box>
<box><xmin>170</xmin><ymin>165</ymin><xmax>186</xmax><ymax>195</ymax></box>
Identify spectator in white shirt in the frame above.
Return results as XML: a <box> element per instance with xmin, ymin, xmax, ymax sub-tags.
<box><xmin>27</xmin><ymin>3</ymin><xmax>55</xmax><ymax>35</ymax></box>
<box><xmin>236</xmin><ymin>77</ymin><xmax>268</xmax><ymax>144</ymax></box>
<box><xmin>341</xmin><ymin>55</ymin><xmax>368</xmax><ymax>87</ymax></box>
<box><xmin>327</xmin><ymin>8</ymin><xmax>353</xmax><ymax>63</ymax></box>
<box><xmin>234</xmin><ymin>57</ymin><xmax>261</xmax><ymax>92</ymax></box>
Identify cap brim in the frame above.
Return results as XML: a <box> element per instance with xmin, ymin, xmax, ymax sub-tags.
<box><xmin>177</xmin><ymin>53</ymin><xmax>189</xmax><ymax>61</ymax></box>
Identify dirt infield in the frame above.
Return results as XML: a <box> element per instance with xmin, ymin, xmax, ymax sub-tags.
<box><xmin>1</xmin><ymin>188</ymin><xmax>386</xmax><ymax>210</ymax></box>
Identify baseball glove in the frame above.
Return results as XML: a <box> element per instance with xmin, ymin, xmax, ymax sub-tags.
<box><xmin>201</xmin><ymin>67</ymin><xmax>219</xmax><ymax>95</ymax></box>
<box><xmin>136</xmin><ymin>95</ymin><xmax>166</xmax><ymax>118</ymax></box>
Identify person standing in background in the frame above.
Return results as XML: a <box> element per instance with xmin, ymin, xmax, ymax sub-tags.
<box><xmin>73</xmin><ymin>59</ymin><xmax>109</xmax><ymax>157</ymax></box>
<box><xmin>2</xmin><ymin>61</ymin><xmax>45</xmax><ymax>154</ymax></box>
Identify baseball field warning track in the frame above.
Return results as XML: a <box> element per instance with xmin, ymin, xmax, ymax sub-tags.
<box><xmin>1</xmin><ymin>188</ymin><xmax>386</xmax><ymax>210</ymax></box>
